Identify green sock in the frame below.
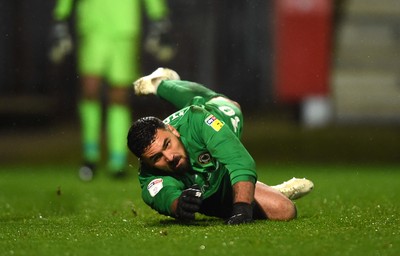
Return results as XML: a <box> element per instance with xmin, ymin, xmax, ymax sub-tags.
<box><xmin>157</xmin><ymin>80</ymin><xmax>220</xmax><ymax>109</ymax></box>
<box><xmin>79</xmin><ymin>100</ymin><xmax>101</xmax><ymax>163</ymax></box>
<box><xmin>107</xmin><ymin>104</ymin><xmax>131</xmax><ymax>172</ymax></box>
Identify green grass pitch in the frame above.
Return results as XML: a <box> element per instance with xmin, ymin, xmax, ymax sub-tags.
<box><xmin>1</xmin><ymin>163</ymin><xmax>399</xmax><ymax>256</ymax></box>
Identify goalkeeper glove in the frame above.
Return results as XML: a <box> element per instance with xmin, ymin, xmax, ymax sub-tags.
<box><xmin>144</xmin><ymin>18</ymin><xmax>176</xmax><ymax>62</ymax></box>
<box><xmin>225</xmin><ymin>202</ymin><xmax>254</xmax><ymax>225</ymax></box>
<box><xmin>48</xmin><ymin>21</ymin><xmax>73</xmax><ymax>64</ymax></box>
<box><xmin>175</xmin><ymin>185</ymin><xmax>203</xmax><ymax>220</ymax></box>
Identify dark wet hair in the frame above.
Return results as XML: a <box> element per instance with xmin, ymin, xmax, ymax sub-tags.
<box><xmin>127</xmin><ymin>116</ymin><xmax>167</xmax><ymax>157</ymax></box>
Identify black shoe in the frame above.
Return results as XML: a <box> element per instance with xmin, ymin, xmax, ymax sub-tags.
<box><xmin>79</xmin><ymin>163</ymin><xmax>96</xmax><ymax>181</ymax></box>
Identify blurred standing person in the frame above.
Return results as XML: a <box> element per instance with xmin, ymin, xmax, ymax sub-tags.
<box><xmin>49</xmin><ymin>0</ymin><xmax>171</xmax><ymax>180</ymax></box>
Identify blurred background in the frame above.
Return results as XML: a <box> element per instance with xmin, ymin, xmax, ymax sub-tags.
<box><xmin>1</xmin><ymin>0</ymin><xmax>399</xmax><ymax>166</ymax></box>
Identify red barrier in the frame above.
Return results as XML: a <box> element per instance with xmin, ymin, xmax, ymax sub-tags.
<box><xmin>274</xmin><ymin>0</ymin><xmax>333</xmax><ymax>103</ymax></box>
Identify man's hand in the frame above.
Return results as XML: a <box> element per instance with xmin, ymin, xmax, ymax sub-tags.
<box><xmin>225</xmin><ymin>202</ymin><xmax>253</xmax><ymax>225</ymax></box>
<box><xmin>48</xmin><ymin>21</ymin><xmax>73</xmax><ymax>64</ymax></box>
<box><xmin>175</xmin><ymin>185</ymin><xmax>202</xmax><ymax>220</ymax></box>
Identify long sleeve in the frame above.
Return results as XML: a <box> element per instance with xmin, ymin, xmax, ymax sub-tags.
<box><xmin>194</xmin><ymin>110</ymin><xmax>257</xmax><ymax>185</ymax></box>
<box><xmin>143</xmin><ymin>0</ymin><xmax>169</xmax><ymax>21</ymax></box>
<box><xmin>53</xmin><ymin>0</ymin><xmax>74</xmax><ymax>21</ymax></box>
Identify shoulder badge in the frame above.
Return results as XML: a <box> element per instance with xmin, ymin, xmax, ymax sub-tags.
<box><xmin>147</xmin><ymin>178</ymin><xmax>163</xmax><ymax>197</ymax></box>
<box><xmin>205</xmin><ymin>114</ymin><xmax>224</xmax><ymax>131</ymax></box>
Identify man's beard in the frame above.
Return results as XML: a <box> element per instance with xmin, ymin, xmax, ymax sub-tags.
<box><xmin>169</xmin><ymin>155</ymin><xmax>192</xmax><ymax>175</ymax></box>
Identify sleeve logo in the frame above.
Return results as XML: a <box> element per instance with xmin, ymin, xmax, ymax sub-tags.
<box><xmin>205</xmin><ymin>115</ymin><xmax>224</xmax><ymax>132</ymax></box>
<box><xmin>147</xmin><ymin>178</ymin><xmax>163</xmax><ymax>197</ymax></box>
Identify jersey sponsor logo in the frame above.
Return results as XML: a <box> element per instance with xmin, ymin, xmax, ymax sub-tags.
<box><xmin>147</xmin><ymin>178</ymin><xmax>163</xmax><ymax>197</ymax></box>
<box><xmin>205</xmin><ymin>114</ymin><xmax>224</xmax><ymax>131</ymax></box>
<box><xmin>198</xmin><ymin>152</ymin><xmax>211</xmax><ymax>164</ymax></box>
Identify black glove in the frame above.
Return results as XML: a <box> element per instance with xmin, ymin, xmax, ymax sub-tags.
<box><xmin>48</xmin><ymin>21</ymin><xmax>73</xmax><ymax>64</ymax></box>
<box><xmin>144</xmin><ymin>18</ymin><xmax>176</xmax><ymax>62</ymax></box>
<box><xmin>225</xmin><ymin>202</ymin><xmax>254</xmax><ymax>225</ymax></box>
<box><xmin>175</xmin><ymin>185</ymin><xmax>203</xmax><ymax>220</ymax></box>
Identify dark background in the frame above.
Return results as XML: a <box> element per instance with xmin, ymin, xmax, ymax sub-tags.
<box><xmin>0</xmin><ymin>0</ymin><xmax>399</xmax><ymax>166</ymax></box>
<box><xmin>0</xmin><ymin>0</ymin><xmax>274</xmax><ymax>122</ymax></box>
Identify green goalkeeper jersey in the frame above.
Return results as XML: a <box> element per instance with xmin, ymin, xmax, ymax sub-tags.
<box><xmin>139</xmin><ymin>94</ymin><xmax>257</xmax><ymax>217</ymax></box>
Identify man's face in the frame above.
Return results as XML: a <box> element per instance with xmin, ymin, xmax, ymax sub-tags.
<box><xmin>141</xmin><ymin>125</ymin><xmax>191</xmax><ymax>174</ymax></box>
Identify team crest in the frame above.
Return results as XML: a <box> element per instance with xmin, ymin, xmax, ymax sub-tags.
<box><xmin>147</xmin><ymin>178</ymin><xmax>163</xmax><ymax>197</ymax></box>
<box><xmin>205</xmin><ymin>115</ymin><xmax>224</xmax><ymax>131</ymax></box>
<box><xmin>198</xmin><ymin>152</ymin><xmax>211</xmax><ymax>164</ymax></box>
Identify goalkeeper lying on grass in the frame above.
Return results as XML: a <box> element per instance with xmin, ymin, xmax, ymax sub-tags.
<box><xmin>127</xmin><ymin>68</ymin><xmax>314</xmax><ymax>225</ymax></box>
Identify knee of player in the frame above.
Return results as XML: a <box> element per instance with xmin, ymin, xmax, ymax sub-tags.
<box><xmin>278</xmin><ymin>200</ymin><xmax>297</xmax><ymax>221</ymax></box>
<box><xmin>231</xmin><ymin>100</ymin><xmax>241</xmax><ymax>110</ymax></box>
<box><xmin>261</xmin><ymin>198</ymin><xmax>297</xmax><ymax>221</ymax></box>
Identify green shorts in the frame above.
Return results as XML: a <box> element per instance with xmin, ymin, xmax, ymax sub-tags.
<box><xmin>78</xmin><ymin>34</ymin><xmax>139</xmax><ymax>86</ymax></box>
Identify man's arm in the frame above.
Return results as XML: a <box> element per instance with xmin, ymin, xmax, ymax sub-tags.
<box><xmin>140</xmin><ymin>175</ymin><xmax>184</xmax><ymax>217</ymax></box>
<box><xmin>200</xmin><ymin>116</ymin><xmax>257</xmax><ymax>185</ymax></box>
<box><xmin>49</xmin><ymin>0</ymin><xmax>74</xmax><ymax>64</ymax></box>
<box><xmin>143</xmin><ymin>0</ymin><xmax>169</xmax><ymax>20</ymax></box>
<box><xmin>232</xmin><ymin>181</ymin><xmax>255</xmax><ymax>204</ymax></box>
<box><xmin>53</xmin><ymin>0</ymin><xmax>74</xmax><ymax>21</ymax></box>
<box><xmin>142</xmin><ymin>0</ymin><xmax>175</xmax><ymax>62</ymax></box>
<box><xmin>196</xmin><ymin>111</ymin><xmax>257</xmax><ymax>224</ymax></box>
<box><xmin>223</xmin><ymin>181</ymin><xmax>255</xmax><ymax>225</ymax></box>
